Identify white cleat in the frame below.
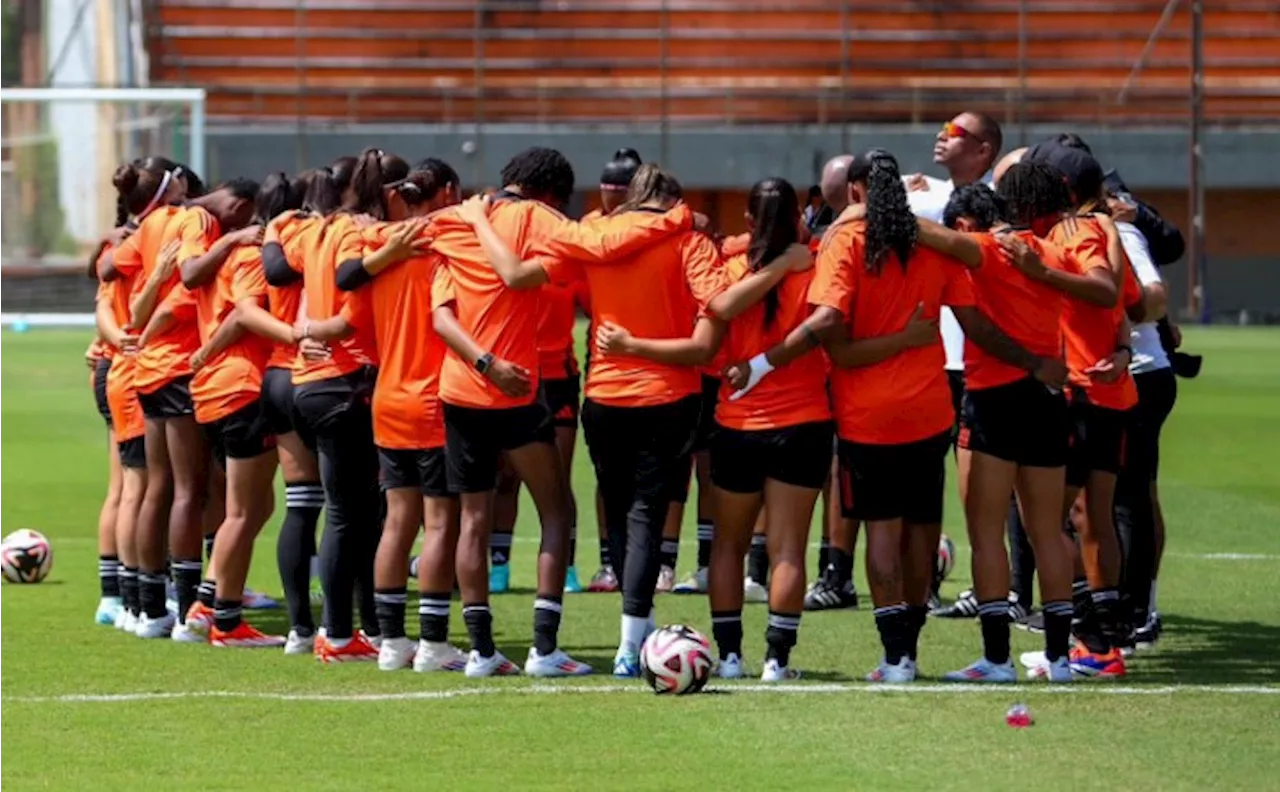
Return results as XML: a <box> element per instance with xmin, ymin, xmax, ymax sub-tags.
<box><xmin>95</xmin><ymin>596</ymin><xmax>123</xmax><ymax>626</ymax></box>
<box><xmin>113</xmin><ymin>607</ymin><xmax>128</xmax><ymax>630</ymax></box>
<box><xmin>866</xmin><ymin>657</ymin><xmax>917</xmax><ymax>684</ymax></box>
<box><xmin>413</xmin><ymin>641</ymin><xmax>468</xmax><ymax>673</ymax></box>
<box><xmin>1021</xmin><ymin>651</ymin><xmax>1073</xmax><ymax>682</ymax></box>
<box><xmin>673</xmin><ymin>567</ymin><xmax>709</xmax><ymax>595</ymax></box>
<box><xmin>761</xmin><ymin>658</ymin><xmax>801</xmax><ymax>682</ymax></box>
<box><xmin>361</xmin><ymin>630</ymin><xmax>383</xmax><ymax>651</ymax></box>
<box><xmin>134</xmin><ymin>612</ymin><xmax>176</xmax><ymax>639</ymax></box>
<box><xmin>120</xmin><ymin>610</ymin><xmax>138</xmax><ymax>633</ymax></box>
<box><xmin>464</xmin><ymin>650</ymin><xmax>521</xmax><ymax>678</ymax></box>
<box><xmin>170</xmin><ymin>620</ymin><xmax>207</xmax><ymax>644</ymax></box>
<box><xmin>524</xmin><ymin>647</ymin><xmax>593</xmax><ymax>677</ymax></box>
<box><xmin>377</xmin><ymin>637</ymin><xmax>417</xmax><ymax>671</ymax></box>
<box><xmin>717</xmin><ymin>653</ymin><xmax>745</xmax><ymax>679</ymax></box>
<box><xmin>943</xmin><ymin>658</ymin><xmax>1017</xmax><ymax>683</ymax></box>
<box><xmin>743</xmin><ymin>577</ymin><xmax>768</xmax><ymax>604</ymax></box>
<box><xmin>284</xmin><ymin>629</ymin><xmax>316</xmax><ymax>656</ymax></box>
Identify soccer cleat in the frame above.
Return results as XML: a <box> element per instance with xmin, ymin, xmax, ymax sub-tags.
<box><xmin>377</xmin><ymin>637</ymin><xmax>417</xmax><ymax>670</ymax></box>
<box><xmin>1024</xmin><ymin>652</ymin><xmax>1075</xmax><ymax>683</ymax></box>
<box><xmin>743</xmin><ymin>577</ymin><xmax>768</xmax><ymax>603</ymax></box>
<box><xmin>165</xmin><ymin>581</ymin><xmax>177</xmax><ymax>616</ymax></box>
<box><xmin>1068</xmin><ymin>642</ymin><xmax>1127</xmax><ymax>678</ymax></box>
<box><xmin>612</xmin><ymin>648</ymin><xmax>641</xmax><ymax>678</ymax></box>
<box><xmin>524</xmin><ymin>647</ymin><xmax>593</xmax><ymax>677</ymax></box>
<box><xmin>563</xmin><ymin>565</ymin><xmax>584</xmax><ymax>594</ymax></box>
<box><xmin>407</xmin><ymin>555</ymin><xmax>420</xmax><ymax>580</ymax></box>
<box><xmin>866</xmin><ymin>657</ymin><xmax>917</xmax><ymax>684</ymax></box>
<box><xmin>927</xmin><ymin>592</ymin><xmax>942</xmax><ymax>611</ymax></box>
<box><xmin>760</xmin><ymin>658</ymin><xmax>801</xmax><ymax>682</ymax></box>
<box><xmin>1015</xmin><ymin>610</ymin><xmax>1044</xmax><ymax>633</ymax></box>
<box><xmin>673</xmin><ymin>567</ymin><xmax>709</xmax><ymax>595</ymax></box>
<box><xmin>284</xmin><ymin>629</ymin><xmax>316</xmax><ymax>656</ymax></box>
<box><xmin>930</xmin><ymin>589</ymin><xmax>979</xmax><ymax>618</ymax></box>
<box><xmin>120</xmin><ymin>610</ymin><xmax>138</xmax><ymax>633</ymax></box>
<box><xmin>171</xmin><ymin>620</ymin><xmax>207</xmax><ymax>644</ymax></box>
<box><xmin>489</xmin><ymin>563</ymin><xmax>511</xmax><ymax>594</ymax></box>
<box><xmin>95</xmin><ymin>596</ymin><xmax>123</xmax><ymax>626</ymax></box>
<box><xmin>943</xmin><ymin>658</ymin><xmax>1017</xmax><ymax>683</ymax></box>
<box><xmin>804</xmin><ymin>577</ymin><xmax>858</xmax><ymax>611</ymax></box>
<box><xmin>587</xmin><ymin>565</ymin><xmax>619</xmax><ymax>593</ymax></box>
<box><xmin>413</xmin><ymin>641</ymin><xmax>468</xmax><ymax>673</ymax></box>
<box><xmin>717</xmin><ymin>653</ymin><xmax>745</xmax><ymax>679</ymax></box>
<box><xmin>134</xmin><ymin>611</ymin><xmax>176</xmax><ymax>639</ymax></box>
<box><xmin>210</xmin><ymin>621</ymin><xmax>286</xmax><ymax>648</ymax></box>
<box><xmin>1007</xmin><ymin>595</ymin><xmax>1031</xmax><ymax>623</ymax></box>
<box><xmin>243</xmin><ymin>588</ymin><xmax>280</xmax><ymax>610</ymax></box>
<box><xmin>184</xmin><ymin>602</ymin><xmax>215</xmax><ymax>635</ymax></box>
<box><xmin>314</xmin><ymin>632</ymin><xmax>380</xmax><ymax>663</ymax></box>
<box><xmin>655</xmin><ymin>565</ymin><xmax>675</xmax><ymax>593</ymax></box>
<box><xmin>464</xmin><ymin>650</ymin><xmax>521</xmax><ymax>678</ymax></box>
<box><xmin>361</xmin><ymin>630</ymin><xmax>383</xmax><ymax>651</ymax></box>
<box><xmin>1134</xmin><ymin>612</ymin><xmax>1162</xmax><ymax>648</ymax></box>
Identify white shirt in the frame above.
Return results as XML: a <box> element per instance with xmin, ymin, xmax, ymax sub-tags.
<box><xmin>1116</xmin><ymin>221</ymin><xmax>1170</xmax><ymax>374</ymax></box>
<box><xmin>905</xmin><ymin>172</ymin><xmax>993</xmax><ymax>371</ymax></box>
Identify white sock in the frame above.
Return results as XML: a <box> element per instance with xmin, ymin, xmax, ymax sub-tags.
<box><xmin>621</xmin><ymin>615</ymin><xmax>649</xmax><ymax>651</ymax></box>
<box><xmin>310</xmin><ymin>556</ymin><xmax>320</xmax><ymax>578</ymax></box>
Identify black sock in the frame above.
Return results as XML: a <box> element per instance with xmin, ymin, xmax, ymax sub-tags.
<box><xmin>213</xmin><ymin>598</ymin><xmax>242</xmax><ymax>632</ymax></box>
<box><xmin>765</xmin><ymin>611</ymin><xmax>801</xmax><ymax>667</ymax></box>
<box><xmin>711</xmin><ymin>609</ymin><xmax>743</xmax><ymax>660</ymax></box>
<box><xmin>817</xmin><ymin>539</ymin><xmax>831</xmax><ymax>579</ymax></box>
<box><xmin>171</xmin><ymin>558</ymin><xmax>202</xmax><ymax>623</ymax></box>
<box><xmin>695</xmin><ymin>521</ymin><xmax>713</xmax><ymax>569</ymax></box>
<box><xmin>978</xmin><ymin>599</ymin><xmax>1011</xmax><ymax>664</ymax></box>
<box><xmin>568</xmin><ymin>525</ymin><xmax>577</xmax><ymax>568</ymax></box>
<box><xmin>1007</xmin><ymin>499</ymin><xmax>1037</xmax><ymax>607</ymax></box>
<box><xmin>463</xmin><ymin>603</ymin><xmax>495</xmax><ymax>657</ymax></box>
<box><xmin>139</xmin><ymin>570</ymin><xmax>167</xmax><ymax>618</ymax></box>
<box><xmin>1043</xmin><ymin>600</ymin><xmax>1073</xmax><ymax>662</ymax></box>
<box><xmin>120</xmin><ymin>566</ymin><xmax>139</xmax><ymax>614</ymax></box>
<box><xmin>828</xmin><ymin>547</ymin><xmax>853</xmax><ymax>585</ymax></box>
<box><xmin>204</xmin><ymin>533</ymin><xmax>216</xmax><ymax>563</ymax></box>
<box><xmin>374</xmin><ymin>587</ymin><xmax>407</xmax><ymax>639</ymax></box>
<box><xmin>533</xmin><ymin>595</ymin><xmax>562</xmax><ymax>655</ymax></box>
<box><xmin>747</xmin><ymin>535</ymin><xmax>768</xmax><ymax>584</ymax></box>
<box><xmin>197</xmin><ymin>579</ymin><xmax>216</xmax><ymax>608</ymax></box>
<box><xmin>1072</xmin><ymin>582</ymin><xmax>1112</xmax><ymax>654</ymax></box>
<box><xmin>490</xmin><ymin>532</ymin><xmax>513</xmax><ymax>567</ymax></box>
<box><xmin>419</xmin><ymin>593</ymin><xmax>450</xmax><ymax>643</ymax></box>
<box><xmin>907</xmin><ymin>604</ymin><xmax>927</xmax><ymax>661</ymax></box>
<box><xmin>874</xmin><ymin>604</ymin><xmax>910</xmax><ymax>664</ymax></box>
<box><xmin>660</xmin><ymin>539</ymin><xmax>679</xmax><ymax>571</ymax></box>
<box><xmin>599</xmin><ymin>536</ymin><xmax>613</xmax><ymax>569</ymax></box>
<box><xmin>99</xmin><ymin>555</ymin><xmax>120</xmax><ymax>598</ymax></box>
<box><xmin>280</xmin><ymin>483</ymin><xmax>322</xmax><ymax>632</ymax></box>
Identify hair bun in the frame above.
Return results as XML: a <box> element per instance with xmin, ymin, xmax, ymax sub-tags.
<box><xmin>614</xmin><ymin>147</ymin><xmax>642</xmax><ymax>163</ymax></box>
<box><xmin>112</xmin><ymin>163</ymin><xmax>140</xmax><ymax>195</ymax></box>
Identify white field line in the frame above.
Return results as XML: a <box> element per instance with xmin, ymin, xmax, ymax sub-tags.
<box><xmin>5</xmin><ymin>683</ymin><xmax>1278</xmax><ymax>705</ymax></box>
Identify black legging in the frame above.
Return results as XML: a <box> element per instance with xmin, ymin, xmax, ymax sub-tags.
<box><xmin>294</xmin><ymin>367</ymin><xmax>382</xmax><ymax>640</ymax></box>
<box><xmin>583</xmin><ymin>395</ymin><xmax>700</xmax><ymax>618</ymax></box>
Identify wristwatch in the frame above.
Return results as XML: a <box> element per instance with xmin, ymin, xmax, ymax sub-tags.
<box><xmin>475</xmin><ymin>352</ymin><xmax>495</xmax><ymax>374</ymax></box>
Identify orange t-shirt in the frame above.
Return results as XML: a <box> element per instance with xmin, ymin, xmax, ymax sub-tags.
<box><xmin>537</xmin><ymin>278</ymin><xmax>587</xmax><ymax>381</ymax></box>
<box><xmin>293</xmin><ymin>214</ymin><xmax>378</xmax><ymax>386</ymax></box>
<box><xmin>962</xmin><ymin>231</ymin><xmax>1070</xmax><ymax>392</ymax></box>
<box><xmin>98</xmin><ymin>258</ymin><xmax>145</xmax><ymax>441</ymax></box>
<box><xmin>265</xmin><ymin>211</ymin><xmax>318</xmax><ymax>370</ymax></box>
<box><xmin>344</xmin><ymin>222</ymin><xmax>448</xmax><ymax>450</ymax></box>
<box><xmin>809</xmin><ymin>219</ymin><xmax>976</xmax><ymax>444</ymax></box>
<box><xmin>715</xmin><ymin>254</ymin><xmax>831</xmax><ymax>431</ymax></box>
<box><xmin>1051</xmin><ymin>216</ymin><xmax>1138</xmax><ymax>412</ymax></box>
<box><xmin>189</xmin><ymin>245</ymin><xmax>273</xmax><ymax>424</ymax></box>
<box><xmin>537</xmin><ymin>207</ymin><xmax>727</xmax><ymax>408</ymax></box>
<box><xmin>114</xmin><ymin>205</ymin><xmax>215</xmax><ymax>394</ymax></box>
<box><xmin>719</xmin><ymin>232</ymin><xmax>750</xmax><ymax>259</ymax></box>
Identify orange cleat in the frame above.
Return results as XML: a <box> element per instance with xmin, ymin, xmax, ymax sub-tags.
<box><xmin>184</xmin><ymin>602</ymin><xmax>215</xmax><ymax>635</ymax></box>
<box><xmin>209</xmin><ymin>621</ymin><xmax>287</xmax><ymax>648</ymax></box>
<box><xmin>315</xmin><ymin>632</ymin><xmax>380</xmax><ymax>664</ymax></box>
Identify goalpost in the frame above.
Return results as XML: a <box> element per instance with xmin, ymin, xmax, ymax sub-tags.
<box><xmin>0</xmin><ymin>86</ymin><xmax>206</xmax><ymax>327</ymax></box>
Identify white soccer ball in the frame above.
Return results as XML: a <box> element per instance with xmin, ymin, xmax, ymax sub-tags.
<box><xmin>1</xmin><ymin>529</ymin><xmax>53</xmax><ymax>584</ymax></box>
<box><xmin>935</xmin><ymin>533</ymin><xmax>956</xmax><ymax>582</ymax></box>
<box><xmin>640</xmin><ymin>624</ymin><xmax>713</xmax><ymax>695</ymax></box>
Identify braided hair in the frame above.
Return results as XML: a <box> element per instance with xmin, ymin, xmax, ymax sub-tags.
<box><xmin>848</xmin><ymin>148</ymin><xmax>916</xmax><ymax>274</ymax></box>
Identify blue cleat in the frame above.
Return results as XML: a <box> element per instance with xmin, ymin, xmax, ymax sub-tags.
<box><xmin>563</xmin><ymin>565</ymin><xmax>583</xmax><ymax>594</ymax></box>
<box><xmin>489</xmin><ymin>563</ymin><xmax>510</xmax><ymax>594</ymax></box>
<box><xmin>95</xmin><ymin>596</ymin><xmax>123</xmax><ymax>626</ymax></box>
<box><xmin>613</xmin><ymin>648</ymin><xmax>641</xmax><ymax>678</ymax></box>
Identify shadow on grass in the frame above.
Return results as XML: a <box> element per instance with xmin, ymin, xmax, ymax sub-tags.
<box><xmin>1125</xmin><ymin>613</ymin><xmax>1280</xmax><ymax>685</ymax></box>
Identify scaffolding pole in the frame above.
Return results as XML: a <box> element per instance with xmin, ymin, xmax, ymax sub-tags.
<box><xmin>1188</xmin><ymin>0</ymin><xmax>1206</xmax><ymax>322</ymax></box>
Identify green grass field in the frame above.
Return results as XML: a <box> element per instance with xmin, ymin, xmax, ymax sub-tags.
<box><xmin>2</xmin><ymin>328</ymin><xmax>1278</xmax><ymax>791</ymax></box>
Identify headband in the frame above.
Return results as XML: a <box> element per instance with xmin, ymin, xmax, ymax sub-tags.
<box><xmin>140</xmin><ymin>170</ymin><xmax>173</xmax><ymax>217</ymax></box>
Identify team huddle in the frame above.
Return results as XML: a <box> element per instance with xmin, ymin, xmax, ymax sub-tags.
<box><xmin>85</xmin><ymin>110</ymin><xmax>1184</xmax><ymax>683</ymax></box>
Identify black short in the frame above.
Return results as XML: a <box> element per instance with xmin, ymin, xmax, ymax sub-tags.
<box><xmin>293</xmin><ymin>367</ymin><xmax>376</xmax><ymax>436</ymax></box>
<box><xmin>378</xmin><ymin>446</ymin><xmax>452</xmax><ymax>498</ymax></box>
<box><xmin>443</xmin><ymin>402</ymin><xmax>553</xmax><ymax>494</ymax></box>
<box><xmin>1066</xmin><ymin>393</ymin><xmax>1130</xmax><ymax>488</ymax></box>
<box><xmin>262</xmin><ymin>366</ymin><xmax>315</xmax><ymax>449</ymax></box>
<box><xmin>692</xmin><ymin>375</ymin><xmax>721</xmax><ymax>452</ymax></box>
<box><xmin>838</xmin><ymin>431</ymin><xmax>950</xmax><ymax>523</ymax></box>
<box><xmin>711</xmin><ymin>421</ymin><xmax>834</xmax><ymax>494</ymax></box>
<box><xmin>92</xmin><ymin>358</ymin><xmax>112</xmax><ymax>427</ymax></box>
<box><xmin>947</xmin><ymin>369</ymin><xmax>965</xmax><ymax>434</ymax></box>
<box><xmin>582</xmin><ymin>394</ymin><xmax>701</xmax><ymax>509</ymax></box>
<box><xmin>960</xmin><ymin>377</ymin><xmax>1069</xmax><ymax>468</ymax></box>
<box><xmin>1130</xmin><ymin>368</ymin><xmax>1177</xmax><ymax>480</ymax></box>
<box><xmin>538</xmin><ymin>376</ymin><xmax>580</xmax><ymax>429</ymax></box>
<box><xmin>204</xmin><ymin>399</ymin><xmax>276</xmax><ymax>464</ymax></box>
<box><xmin>118</xmin><ymin>436</ymin><xmax>146</xmax><ymax>469</ymax></box>
<box><xmin>138</xmin><ymin>376</ymin><xmax>194</xmax><ymax>420</ymax></box>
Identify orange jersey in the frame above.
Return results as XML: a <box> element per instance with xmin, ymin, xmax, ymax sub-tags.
<box><xmin>715</xmin><ymin>254</ymin><xmax>831</xmax><ymax>431</ymax></box>
<box><xmin>344</xmin><ymin>222</ymin><xmax>448</xmax><ymax>450</ymax></box>
<box><xmin>537</xmin><ymin>206</ymin><xmax>727</xmax><ymax>408</ymax></box>
<box><xmin>96</xmin><ymin>272</ymin><xmax>145</xmax><ymax>441</ymax></box>
<box><xmin>537</xmin><ymin>278</ymin><xmax>587</xmax><ymax>380</ymax></box>
<box><xmin>91</xmin><ymin>280</ymin><xmax>114</xmax><ymax>363</ymax></box>
<box><xmin>719</xmin><ymin>232</ymin><xmax>750</xmax><ymax>259</ymax></box>
<box><xmin>294</xmin><ymin>214</ymin><xmax>378</xmax><ymax>385</ymax></box>
<box><xmin>810</xmin><ymin>219</ymin><xmax>976</xmax><ymax>444</ymax></box>
<box><xmin>963</xmin><ymin>231</ymin><xmax>1070</xmax><ymax>392</ymax></box>
<box><xmin>1051</xmin><ymin>216</ymin><xmax>1138</xmax><ymax>411</ymax></box>
<box><xmin>265</xmin><ymin>212</ymin><xmax>317</xmax><ymax>370</ymax></box>
<box><xmin>190</xmin><ymin>245</ymin><xmax>273</xmax><ymax>424</ymax></box>
<box><xmin>114</xmin><ymin>205</ymin><xmax>215</xmax><ymax>394</ymax></box>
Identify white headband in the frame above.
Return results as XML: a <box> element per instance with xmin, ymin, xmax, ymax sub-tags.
<box><xmin>140</xmin><ymin>169</ymin><xmax>173</xmax><ymax>217</ymax></box>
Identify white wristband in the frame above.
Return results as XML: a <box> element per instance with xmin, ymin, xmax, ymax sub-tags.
<box><xmin>749</xmin><ymin>352</ymin><xmax>775</xmax><ymax>375</ymax></box>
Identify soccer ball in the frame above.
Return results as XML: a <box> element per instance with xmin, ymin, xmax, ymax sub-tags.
<box><xmin>1</xmin><ymin>529</ymin><xmax>53</xmax><ymax>583</ymax></box>
<box><xmin>935</xmin><ymin>533</ymin><xmax>956</xmax><ymax>582</ymax></box>
<box><xmin>640</xmin><ymin>624</ymin><xmax>713</xmax><ymax>695</ymax></box>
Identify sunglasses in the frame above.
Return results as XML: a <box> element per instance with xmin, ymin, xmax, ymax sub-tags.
<box><xmin>941</xmin><ymin>121</ymin><xmax>980</xmax><ymax>141</ymax></box>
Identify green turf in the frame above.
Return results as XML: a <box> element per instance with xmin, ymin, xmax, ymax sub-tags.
<box><xmin>3</xmin><ymin>328</ymin><xmax>1279</xmax><ymax>791</ymax></box>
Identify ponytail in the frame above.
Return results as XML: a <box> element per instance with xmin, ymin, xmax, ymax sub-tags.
<box><xmin>746</xmin><ymin>177</ymin><xmax>800</xmax><ymax>327</ymax></box>
<box><xmin>345</xmin><ymin>147</ymin><xmax>410</xmax><ymax>221</ymax></box>
<box><xmin>254</xmin><ymin>171</ymin><xmax>305</xmax><ymax>224</ymax></box>
<box><xmin>852</xmin><ymin>149</ymin><xmax>916</xmax><ymax>274</ymax></box>
<box><xmin>617</xmin><ymin>163</ymin><xmax>682</xmax><ymax>213</ymax></box>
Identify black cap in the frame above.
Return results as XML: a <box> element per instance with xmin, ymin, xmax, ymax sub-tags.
<box><xmin>600</xmin><ymin>148</ymin><xmax>642</xmax><ymax>188</ymax></box>
<box><xmin>1026</xmin><ymin>142</ymin><xmax>1104</xmax><ymax>202</ymax></box>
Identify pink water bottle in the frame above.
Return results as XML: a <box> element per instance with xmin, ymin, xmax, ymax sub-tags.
<box><xmin>1005</xmin><ymin>703</ymin><xmax>1034</xmax><ymax>728</ymax></box>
